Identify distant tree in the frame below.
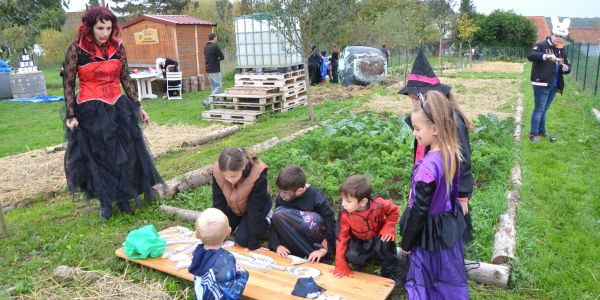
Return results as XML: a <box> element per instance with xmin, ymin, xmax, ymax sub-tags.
<box><xmin>456</xmin><ymin>13</ymin><xmax>478</xmax><ymax>67</ymax></box>
<box><xmin>472</xmin><ymin>10</ymin><xmax>536</xmax><ymax>49</ymax></box>
<box><xmin>254</xmin><ymin>0</ymin><xmax>356</xmax><ymax>121</ymax></box>
<box><xmin>458</xmin><ymin>0</ymin><xmax>475</xmax><ymax>17</ymax></box>
<box><xmin>111</xmin><ymin>0</ymin><xmax>187</xmax><ymax>16</ymax></box>
<box><xmin>425</xmin><ymin>0</ymin><xmax>456</xmax><ymax>72</ymax></box>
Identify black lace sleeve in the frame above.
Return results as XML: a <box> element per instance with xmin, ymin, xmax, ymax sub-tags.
<box><xmin>118</xmin><ymin>45</ymin><xmax>140</xmax><ymax>107</ymax></box>
<box><xmin>62</xmin><ymin>43</ymin><xmax>78</xmax><ymax>118</ymax></box>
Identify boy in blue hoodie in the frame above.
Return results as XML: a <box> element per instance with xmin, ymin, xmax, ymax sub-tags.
<box><xmin>189</xmin><ymin>208</ymin><xmax>249</xmax><ymax>300</ymax></box>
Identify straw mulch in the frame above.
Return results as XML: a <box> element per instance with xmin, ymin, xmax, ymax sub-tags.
<box><xmin>12</xmin><ymin>266</ymin><xmax>188</xmax><ymax>300</ymax></box>
<box><xmin>0</xmin><ymin>124</ymin><xmax>223</xmax><ymax>210</ymax></box>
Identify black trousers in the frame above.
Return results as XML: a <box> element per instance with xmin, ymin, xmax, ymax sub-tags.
<box><xmin>346</xmin><ymin>237</ymin><xmax>401</xmax><ymax>277</ymax></box>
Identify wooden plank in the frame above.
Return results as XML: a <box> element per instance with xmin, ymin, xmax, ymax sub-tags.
<box><xmin>210</xmin><ymin>101</ymin><xmax>279</xmax><ymax>112</ymax></box>
<box><xmin>225</xmin><ymin>87</ymin><xmax>280</xmax><ymax>95</ymax></box>
<box><xmin>235</xmin><ymin>70</ymin><xmax>305</xmax><ymax>82</ymax></box>
<box><xmin>116</xmin><ymin>236</ymin><xmax>394</xmax><ymax>299</ymax></box>
<box><xmin>211</xmin><ymin>94</ymin><xmax>282</xmax><ymax>104</ymax></box>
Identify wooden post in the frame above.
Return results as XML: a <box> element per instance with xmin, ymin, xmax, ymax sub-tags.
<box><xmin>0</xmin><ymin>208</ymin><xmax>7</xmax><ymax>237</ymax></box>
<box><xmin>181</xmin><ymin>126</ymin><xmax>240</xmax><ymax>148</ymax></box>
<box><xmin>190</xmin><ymin>76</ymin><xmax>199</xmax><ymax>92</ymax></box>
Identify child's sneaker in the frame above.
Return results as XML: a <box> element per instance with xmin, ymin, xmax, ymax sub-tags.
<box><xmin>529</xmin><ymin>134</ymin><xmax>541</xmax><ymax>143</ymax></box>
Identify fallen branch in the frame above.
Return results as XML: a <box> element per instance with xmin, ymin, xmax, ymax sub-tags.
<box><xmin>181</xmin><ymin>126</ymin><xmax>240</xmax><ymax>147</ymax></box>
<box><xmin>0</xmin><ymin>207</ymin><xmax>7</xmax><ymax>237</ymax></box>
<box><xmin>53</xmin><ymin>265</ymin><xmax>103</xmax><ymax>283</ymax></box>
<box><xmin>45</xmin><ymin>143</ymin><xmax>67</xmax><ymax>153</ymax></box>
<box><xmin>159</xmin><ymin>205</ymin><xmax>200</xmax><ymax>222</ymax></box>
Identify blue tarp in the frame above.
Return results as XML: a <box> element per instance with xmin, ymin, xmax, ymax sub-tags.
<box><xmin>0</xmin><ymin>60</ymin><xmax>10</xmax><ymax>73</ymax></box>
<box><xmin>4</xmin><ymin>94</ymin><xmax>64</xmax><ymax>103</ymax></box>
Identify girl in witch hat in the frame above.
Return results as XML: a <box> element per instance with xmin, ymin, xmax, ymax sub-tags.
<box><xmin>397</xmin><ymin>49</ymin><xmax>474</xmax><ymax>292</ymax></box>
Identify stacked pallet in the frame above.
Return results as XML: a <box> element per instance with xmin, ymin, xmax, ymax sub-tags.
<box><xmin>202</xmin><ymin>69</ymin><xmax>307</xmax><ymax>124</ymax></box>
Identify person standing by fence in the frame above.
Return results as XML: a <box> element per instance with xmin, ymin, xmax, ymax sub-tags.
<box><xmin>203</xmin><ymin>32</ymin><xmax>225</xmax><ymax>108</ymax></box>
<box><xmin>527</xmin><ymin>16</ymin><xmax>571</xmax><ymax>143</ymax></box>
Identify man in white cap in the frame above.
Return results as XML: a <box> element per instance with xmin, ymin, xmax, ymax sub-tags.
<box><xmin>527</xmin><ymin>16</ymin><xmax>571</xmax><ymax>142</ymax></box>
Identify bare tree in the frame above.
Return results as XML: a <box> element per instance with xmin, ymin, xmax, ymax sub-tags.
<box><xmin>252</xmin><ymin>0</ymin><xmax>355</xmax><ymax>121</ymax></box>
<box><xmin>425</xmin><ymin>0</ymin><xmax>456</xmax><ymax>74</ymax></box>
<box><xmin>372</xmin><ymin>0</ymin><xmax>437</xmax><ymax>83</ymax></box>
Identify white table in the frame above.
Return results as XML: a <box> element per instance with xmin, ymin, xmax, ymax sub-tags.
<box><xmin>130</xmin><ymin>73</ymin><xmax>161</xmax><ymax>101</ymax></box>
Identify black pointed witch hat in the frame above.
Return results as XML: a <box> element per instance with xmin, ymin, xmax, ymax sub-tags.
<box><xmin>398</xmin><ymin>48</ymin><xmax>451</xmax><ymax>96</ymax></box>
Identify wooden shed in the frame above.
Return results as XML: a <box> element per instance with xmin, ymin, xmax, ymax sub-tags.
<box><xmin>120</xmin><ymin>15</ymin><xmax>217</xmax><ymax>81</ymax></box>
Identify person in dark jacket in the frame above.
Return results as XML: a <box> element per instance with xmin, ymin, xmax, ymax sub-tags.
<box><xmin>398</xmin><ymin>48</ymin><xmax>474</xmax><ymax>244</ymax></box>
<box><xmin>330</xmin><ymin>44</ymin><xmax>339</xmax><ymax>84</ymax></box>
<box><xmin>269</xmin><ymin>165</ymin><xmax>336</xmax><ymax>264</ymax></box>
<box><xmin>527</xmin><ymin>16</ymin><xmax>571</xmax><ymax>142</ymax></box>
<box><xmin>307</xmin><ymin>44</ymin><xmax>322</xmax><ymax>86</ymax></box>
<box><xmin>203</xmin><ymin>32</ymin><xmax>225</xmax><ymax>108</ymax></box>
<box><xmin>212</xmin><ymin>147</ymin><xmax>271</xmax><ymax>250</ymax></box>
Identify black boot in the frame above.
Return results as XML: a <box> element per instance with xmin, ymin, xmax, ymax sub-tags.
<box><xmin>117</xmin><ymin>200</ymin><xmax>135</xmax><ymax>215</ymax></box>
<box><xmin>99</xmin><ymin>202</ymin><xmax>112</xmax><ymax>220</ymax></box>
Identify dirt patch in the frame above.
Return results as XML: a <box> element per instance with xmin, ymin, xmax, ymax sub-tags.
<box><xmin>0</xmin><ymin>124</ymin><xmax>224</xmax><ymax>210</ymax></box>
<box><xmin>465</xmin><ymin>61</ymin><xmax>523</xmax><ymax>73</ymax></box>
<box><xmin>362</xmin><ymin>76</ymin><xmax>519</xmax><ymax>120</ymax></box>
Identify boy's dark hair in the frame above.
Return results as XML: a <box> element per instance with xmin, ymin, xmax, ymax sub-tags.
<box><xmin>340</xmin><ymin>175</ymin><xmax>372</xmax><ymax>202</ymax></box>
<box><xmin>276</xmin><ymin>165</ymin><xmax>306</xmax><ymax>191</ymax></box>
<box><xmin>208</xmin><ymin>32</ymin><xmax>217</xmax><ymax>41</ymax></box>
<box><xmin>321</xmin><ymin>50</ymin><xmax>326</xmax><ymax>56</ymax></box>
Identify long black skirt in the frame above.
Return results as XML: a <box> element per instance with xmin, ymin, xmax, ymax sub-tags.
<box><xmin>64</xmin><ymin>96</ymin><xmax>163</xmax><ymax>206</ymax></box>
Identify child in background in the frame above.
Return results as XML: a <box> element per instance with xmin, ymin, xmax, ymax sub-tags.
<box><xmin>320</xmin><ymin>50</ymin><xmax>329</xmax><ymax>85</ymax></box>
<box><xmin>333</xmin><ymin>175</ymin><xmax>404</xmax><ymax>286</ymax></box>
<box><xmin>269</xmin><ymin>165</ymin><xmax>336</xmax><ymax>263</ymax></box>
<box><xmin>399</xmin><ymin>91</ymin><xmax>468</xmax><ymax>298</ymax></box>
<box><xmin>188</xmin><ymin>208</ymin><xmax>249</xmax><ymax>300</ymax></box>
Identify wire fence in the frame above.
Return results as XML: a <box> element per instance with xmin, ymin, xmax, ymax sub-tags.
<box><xmin>386</xmin><ymin>44</ymin><xmax>527</xmax><ymax>77</ymax></box>
<box><xmin>565</xmin><ymin>43</ymin><xmax>600</xmax><ymax>99</ymax></box>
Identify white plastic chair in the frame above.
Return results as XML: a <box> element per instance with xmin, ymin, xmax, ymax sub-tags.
<box><xmin>165</xmin><ymin>71</ymin><xmax>182</xmax><ymax>100</ymax></box>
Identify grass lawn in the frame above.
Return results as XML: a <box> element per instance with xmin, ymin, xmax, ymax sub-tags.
<box><xmin>1</xmin><ymin>64</ymin><xmax>598</xmax><ymax>299</ymax></box>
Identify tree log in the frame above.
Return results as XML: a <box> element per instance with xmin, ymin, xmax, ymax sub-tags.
<box><xmin>181</xmin><ymin>126</ymin><xmax>240</xmax><ymax>148</ymax></box>
<box><xmin>249</xmin><ymin>137</ymin><xmax>281</xmax><ymax>153</ymax></box>
<box><xmin>464</xmin><ymin>260</ymin><xmax>510</xmax><ymax>288</ymax></box>
<box><xmin>0</xmin><ymin>207</ymin><xmax>7</xmax><ymax>237</ymax></box>
<box><xmin>159</xmin><ymin>205</ymin><xmax>201</xmax><ymax>222</ymax></box>
<box><xmin>53</xmin><ymin>265</ymin><xmax>103</xmax><ymax>283</ymax></box>
<box><xmin>491</xmin><ymin>210</ymin><xmax>516</xmax><ymax>264</ymax></box>
<box><xmin>45</xmin><ymin>143</ymin><xmax>66</xmax><ymax>153</ymax></box>
<box><xmin>190</xmin><ymin>76</ymin><xmax>199</xmax><ymax>92</ymax></box>
<box><xmin>592</xmin><ymin>108</ymin><xmax>600</xmax><ymax>122</ymax></box>
<box><xmin>510</xmin><ymin>165</ymin><xmax>522</xmax><ymax>188</ymax></box>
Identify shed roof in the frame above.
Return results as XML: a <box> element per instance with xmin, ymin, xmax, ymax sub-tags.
<box><xmin>526</xmin><ymin>16</ymin><xmax>552</xmax><ymax>42</ymax></box>
<box><xmin>122</xmin><ymin>15</ymin><xmax>217</xmax><ymax>28</ymax></box>
<box><xmin>569</xmin><ymin>28</ymin><xmax>600</xmax><ymax>43</ymax></box>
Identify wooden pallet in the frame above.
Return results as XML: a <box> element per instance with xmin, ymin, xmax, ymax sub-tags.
<box><xmin>210</xmin><ymin>101</ymin><xmax>280</xmax><ymax>112</ymax></box>
<box><xmin>202</xmin><ymin>109</ymin><xmax>263</xmax><ymax>124</ymax></box>
<box><xmin>235</xmin><ymin>70</ymin><xmax>305</xmax><ymax>81</ymax></box>
<box><xmin>234</xmin><ymin>74</ymin><xmax>305</xmax><ymax>88</ymax></box>
<box><xmin>282</xmin><ymin>86</ymin><xmax>306</xmax><ymax>99</ymax></box>
<box><xmin>210</xmin><ymin>93</ymin><xmax>282</xmax><ymax>104</ymax></box>
<box><xmin>224</xmin><ymin>86</ymin><xmax>279</xmax><ymax>95</ymax></box>
<box><xmin>279</xmin><ymin>80</ymin><xmax>306</xmax><ymax>91</ymax></box>
<box><xmin>280</xmin><ymin>98</ymin><xmax>307</xmax><ymax>112</ymax></box>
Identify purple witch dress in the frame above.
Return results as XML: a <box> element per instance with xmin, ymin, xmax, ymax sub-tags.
<box><xmin>399</xmin><ymin>151</ymin><xmax>468</xmax><ymax>299</ymax></box>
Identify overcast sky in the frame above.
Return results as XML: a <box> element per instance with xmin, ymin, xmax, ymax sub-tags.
<box><xmin>471</xmin><ymin>0</ymin><xmax>598</xmax><ymax>18</ymax></box>
<box><xmin>66</xmin><ymin>0</ymin><xmax>599</xmax><ymax>19</ymax></box>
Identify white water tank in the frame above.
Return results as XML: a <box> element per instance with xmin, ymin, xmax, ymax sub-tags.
<box><xmin>234</xmin><ymin>16</ymin><xmax>303</xmax><ymax>68</ymax></box>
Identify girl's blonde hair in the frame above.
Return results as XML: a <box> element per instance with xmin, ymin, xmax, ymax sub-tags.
<box><xmin>414</xmin><ymin>90</ymin><xmax>462</xmax><ymax>192</ymax></box>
